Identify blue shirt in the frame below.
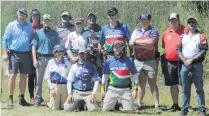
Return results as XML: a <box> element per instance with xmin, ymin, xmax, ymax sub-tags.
<box><xmin>67</xmin><ymin>60</ymin><xmax>99</xmax><ymax>91</ymax></box>
<box><xmin>103</xmin><ymin>56</ymin><xmax>137</xmax><ymax>87</ymax></box>
<box><xmin>100</xmin><ymin>23</ymin><xmax>130</xmax><ymax>52</ymax></box>
<box><xmin>31</xmin><ymin>28</ymin><xmax>60</xmax><ymax>54</ymax></box>
<box><xmin>2</xmin><ymin>20</ymin><xmax>33</xmax><ymax>52</ymax></box>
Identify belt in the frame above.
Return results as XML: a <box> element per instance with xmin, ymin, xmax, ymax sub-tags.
<box><xmin>73</xmin><ymin>88</ymin><xmax>92</xmax><ymax>92</ymax></box>
<box><xmin>110</xmin><ymin>85</ymin><xmax>130</xmax><ymax>89</ymax></box>
<box><xmin>38</xmin><ymin>53</ymin><xmax>54</xmax><ymax>57</ymax></box>
<box><xmin>10</xmin><ymin>50</ymin><xmax>30</xmax><ymax>54</ymax></box>
<box><xmin>51</xmin><ymin>80</ymin><xmax>67</xmax><ymax>84</ymax></box>
<box><xmin>136</xmin><ymin>58</ymin><xmax>155</xmax><ymax>61</ymax></box>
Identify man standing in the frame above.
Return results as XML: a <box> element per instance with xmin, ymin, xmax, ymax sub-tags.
<box><xmin>161</xmin><ymin>13</ymin><xmax>184</xmax><ymax>112</ymax></box>
<box><xmin>56</xmin><ymin>10</ymin><xmax>75</xmax><ymax>46</ymax></box>
<box><xmin>2</xmin><ymin>8</ymin><xmax>33</xmax><ymax>108</ymax></box>
<box><xmin>177</xmin><ymin>18</ymin><xmax>208</xmax><ymax>116</ymax></box>
<box><xmin>31</xmin><ymin>14</ymin><xmax>60</xmax><ymax>106</ymax></box>
<box><xmin>129</xmin><ymin>13</ymin><xmax>161</xmax><ymax>112</ymax></box>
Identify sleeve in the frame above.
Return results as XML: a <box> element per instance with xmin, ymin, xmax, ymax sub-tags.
<box><xmin>44</xmin><ymin>60</ymin><xmax>52</xmax><ymax>79</ymax></box>
<box><xmin>65</xmin><ymin>33</ymin><xmax>73</xmax><ymax>50</ymax></box>
<box><xmin>102</xmin><ymin>60</ymin><xmax>110</xmax><ymax>74</ymax></box>
<box><xmin>150</xmin><ymin>28</ymin><xmax>159</xmax><ymax>44</ymax></box>
<box><xmin>92</xmin><ymin>65</ymin><xmax>100</xmax><ymax>81</ymax></box>
<box><xmin>99</xmin><ymin>27</ymin><xmax>105</xmax><ymax>45</ymax></box>
<box><xmin>130</xmin><ymin>30</ymin><xmax>137</xmax><ymax>43</ymax></box>
<box><xmin>199</xmin><ymin>33</ymin><xmax>208</xmax><ymax>51</ymax></box>
<box><xmin>176</xmin><ymin>34</ymin><xmax>183</xmax><ymax>51</ymax></box>
<box><xmin>128</xmin><ymin>58</ymin><xmax>138</xmax><ymax>75</ymax></box>
<box><xmin>123</xmin><ymin>24</ymin><xmax>131</xmax><ymax>42</ymax></box>
<box><xmin>31</xmin><ymin>32</ymin><xmax>39</xmax><ymax>46</ymax></box>
<box><xmin>2</xmin><ymin>24</ymin><xmax>12</xmax><ymax>50</ymax></box>
<box><xmin>56</xmin><ymin>32</ymin><xmax>61</xmax><ymax>45</ymax></box>
<box><xmin>67</xmin><ymin>64</ymin><xmax>77</xmax><ymax>82</ymax></box>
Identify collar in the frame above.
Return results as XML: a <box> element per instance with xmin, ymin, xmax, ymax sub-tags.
<box><xmin>108</xmin><ymin>21</ymin><xmax>120</xmax><ymax>29</ymax></box>
<box><xmin>54</xmin><ymin>57</ymin><xmax>65</xmax><ymax>66</ymax></box>
<box><xmin>168</xmin><ymin>25</ymin><xmax>184</xmax><ymax>32</ymax></box>
<box><xmin>15</xmin><ymin>20</ymin><xmax>28</xmax><ymax>26</ymax></box>
<box><xmin>138</xmin><ymin>25</ymin><xmax>152</xmax><ymax>32</ymax></box>
<box><xmin>76</xmin><ymin>29</ymin><xmax>85</xmax><ymax>35</ymax></box>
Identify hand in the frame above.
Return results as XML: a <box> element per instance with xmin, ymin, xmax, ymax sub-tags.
<box><xmin>3</xmin><ymin>53</ymin><xmax>9</xmax><ymax>62</ymax></box>
<box><xmin>184</xmin><ymin>59</ymin><xmax>193</xmax><ymax>67</ymax></box>
<box><xmin>88</xmin><ymin>94</ymin><xmax>96</xmax><ymax>102</ymax></box>
<box><xmin>71</xmin><ymin>57</ymin><xmax>78</xmax><ymax>64</ymax></box>
<box><xmin>33</xmin><ymin>60</ymin><xmax>38</xmax><ymax>68</ymax></box>
<box><xmin>50</xmin><ymin>88</ymin><xmax>56</xmax><ymax>96</ymax></box>
<box><xmin>66</xmin><ymin>95</ymin><xmax>73</xmax><ymax>103</ymax></box>
<box><xmin>132</xmin><ymin>90</ymin><xmax>137</xmax><ymax>99</ymax></box>
<box><xmin>101</xmin><ymin>90</ymin><xmax>105</xmax><ymax>99</ymax></box>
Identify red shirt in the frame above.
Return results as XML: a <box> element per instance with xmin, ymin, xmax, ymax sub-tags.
<box><xmin>162</xmin><ymin>26</ymin><xmax>185</xmax><ymax>61</ymax></box>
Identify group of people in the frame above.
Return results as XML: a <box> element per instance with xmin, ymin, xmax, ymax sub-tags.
<box><xmin>2</xmin><ymin>6</ymin><xmax>208</xmax><ymax>116</ymax></box>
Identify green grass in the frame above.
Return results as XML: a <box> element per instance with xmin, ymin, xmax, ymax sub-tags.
<box><xmin>1</xmin><ymin>73</ymin><xmax>209</xmax><ymax>116</ymax></box>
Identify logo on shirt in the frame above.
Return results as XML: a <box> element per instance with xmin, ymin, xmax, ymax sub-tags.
<box><xmin>167</xmin><ymin>36</ymin><xmax>171</xmax><ymax>40</ymax></box>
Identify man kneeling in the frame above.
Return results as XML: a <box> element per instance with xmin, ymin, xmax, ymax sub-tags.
<box><xmin>45</xmin><ymin>45</ymin><xmax>71</xmax><ymax>110</ymax></box>
<box><xmin>64</xmin><ymin>48</ymin><xmax>99</xmax><ymax>111</ymax></box>
<box><xmin>102</xmin><ymin>41</ymin><xmax>139</xmax><ymax>114</ymax></box>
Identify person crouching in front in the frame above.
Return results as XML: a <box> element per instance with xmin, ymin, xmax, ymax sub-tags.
<box><xmin>45</xmin><ymin>45</ymin><xmax>71</xmax><ymax>110</ymax></box>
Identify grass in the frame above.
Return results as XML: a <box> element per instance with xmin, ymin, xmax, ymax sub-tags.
<box><xmin>1</xmin><ymin>71</ymin><xmax>209</xmax><ymax>116</ymax></box>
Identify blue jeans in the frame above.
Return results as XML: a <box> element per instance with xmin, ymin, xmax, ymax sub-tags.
<box><xmin>180</xmin><ymin>63</ymin><xmax>205</xmax><ymax>112</ymax></box>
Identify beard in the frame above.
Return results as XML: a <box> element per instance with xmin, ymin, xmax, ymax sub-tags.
<box><xmin>43</xmin><ymin>26</ymin><xmax>51</xmax><ymax>32</ymax></box>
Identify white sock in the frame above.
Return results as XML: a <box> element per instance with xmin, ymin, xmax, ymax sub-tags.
<box><xmin>155</xmin><ymin>104</ymin><xmax>160</xmax><ymax>108</ymax></box>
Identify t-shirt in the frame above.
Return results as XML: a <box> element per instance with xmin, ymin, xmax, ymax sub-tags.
<box><xmin>103</xmin><ymin>56</ymin><xmax>137</xmax><ymax>88</ymax></box>
<box><xmin>162</xmin><ymin>26</ymin><xmax>185</xmax><ymax>61</ymax></box>
<box><xmin>130</xmin><ymin>26</ymin><xmax>159</xmax><ymax>60</ymax></box>
<box><xmin>100</xmin><ymin>23</ymin><xmax>130</xmax><ymax>52</ymax></box>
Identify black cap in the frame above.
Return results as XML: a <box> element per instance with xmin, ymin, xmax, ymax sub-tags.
<box><xmin>138</xmin><ymin>13</ymin><xmax>151</xmax><ymax>20</ymax></box>
<box><xmin>187</xmin><ymin>18</ymin><xmax>197</xmax><ymax>24</ymax></box>
<box><xmin>107</xmin><ymin>7</ymin><xmax>118</xmax><ymax>16</ymax></box>
<box><xmin>87</xmin><ymin>12</ymin><xmax>96</xmax><ymax>19</ymax></box>
<box><xmin>30</xmin><ymin>9</ymin><xmax>40</xmax><ymax>16</ymax></box>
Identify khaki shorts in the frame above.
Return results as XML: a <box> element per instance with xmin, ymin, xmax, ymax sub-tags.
<box><xmin>64</xmin><ymin>90</ymin><xmax>97</xmax><ymax>111</ymax></box>
<box><xmin>47</xmin><ymin>83</ymin><xmax>68</xmax><ymax>110</ymax></box>
<box><xmin>134</xmin><ymin>59</ymin><xmax>157</xmax><ymax>79</ymax></box>
<box><xmin>102</xmin><ymin>86</ymin><xmax>135</xmax><ymax>111</ymax></box>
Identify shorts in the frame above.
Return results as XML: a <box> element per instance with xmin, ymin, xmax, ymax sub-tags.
<box><xmin>134</xmin><ymin>59</ymin><xmax>157</xmax><ymax>79</ymax></box>
<box><xmin>8</xmin><ymin>52</ymin><xmax>32</xmax><ymax>74</ymax></box>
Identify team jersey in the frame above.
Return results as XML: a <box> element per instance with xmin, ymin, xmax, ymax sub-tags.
<box><xmin>67</xmin><ymin>60</ymin><xmax>99</xmax><ymax>91</ymax></box>
<box><xmin>100</xmin><ymin>23</ymin><xmax>130</xmax><ymax>52</ymax></box>
<box><xmin>103</xmin><ymin>56</ymin><xmax>137</xmax><ymax>88</ymax></box>
<box><xmin>45</xmin><ymin>58</ymin><xmax>71</xmax><ymax>83</ymax></box>
<box><xmin>65</xmin><ymin>30</ymin><xmax>91</xmax><ymax>55</ymax></box>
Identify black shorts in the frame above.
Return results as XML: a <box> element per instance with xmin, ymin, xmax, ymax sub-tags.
<box><xmin>9</xmin><ymin>52</ymin><xmax>32</xmax><ymax>74</ymax></box>
<box><xmin>161</xmin><ymin>55</ymin><xmax>179</xmax><ymax>86</ymax></box>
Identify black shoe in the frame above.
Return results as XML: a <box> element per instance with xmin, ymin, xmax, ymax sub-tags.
<box><xmin>7</xmin><ymin>96</ymin><xmax>13</xmax><ymax>109</ymax></box>
<box><xmin>19</xmin><ymin>98</ymin><xmax>30</xmax><ymax>106</ymax></box>
<box><xmin>167</xmin><ymin>104</ymin><xmax>181</xmax><ymax>112</ymax></box>
<box><xmin>135</xmin><ymin>105</ymin><xmax>145</xmax><ymax>110</ymax></box>
<box><xmin>198</xmin><ymin>107</ymin><xmax>206</xmax><ymax>116</ymax></box>
<box><xmin>114</xmin><ymin>102</ymin><xmax>121</xmax><ymax>111</ymax></box>
<box><xmin>179</xmin><ymin>110</ymin><xmax>187</xmax><ymax>116</ymax></box>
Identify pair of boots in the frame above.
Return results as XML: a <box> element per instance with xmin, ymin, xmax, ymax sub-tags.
<box><xmin>7</xmin><ymin>95</ymin><xmax>30</xmax><ymax>108</ymax></box>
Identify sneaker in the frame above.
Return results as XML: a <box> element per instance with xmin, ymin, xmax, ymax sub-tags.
<box><xmin>198</xmin><ymin>107</ymin><xmax>206</xmax><ymax>116</ymax></box>
<box><xmin>19</xmin><ymin>95</ymin><xmax>30</xmax><ymax>106</ymax></box>
<box><xmin>34</xmin><ymin>96</ymin><xmax>44</xmax><ymax>106</ymax></box>
<box><xmin>135</xmin><ymin>105</ymin><xmax>145</xmax><ymax>110</ymax></box>
<box><xmin>30</xmin><ymin>97</ymin><xmax>36</xmax><ymax>104</ymax></box>
<box><xmin>7</xmin><ymin>98</ymin><xmax>13</xmax><ymax>109</ymax></box>
<box><xmin>167</xmin><ymin>104</ymin><xmax>181</xmax><ymax>112</ymax></box>
<box><xmin>179</xmin><ymin>110</ymin><xmax>187</xmax><ymax>116</ymax></box>
<box><xmin>188</xmin><ymin>106</ymin><xmax>194</xmax><ymax>112</ymax></box>
<box><xmin>155</xmin><ymin>106</ymin><xmax>162</xmax><ymax>113</ymax></box>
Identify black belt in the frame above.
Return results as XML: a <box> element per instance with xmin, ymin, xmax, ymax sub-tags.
<box><xmin>38</xmin><ymin>53</ymin><xmax>54</xmax><ymax>57</ymax></box>
<box><xmin>10</xmin><ymin>50</ymin><xmax>30</xmax><ymax>54</ymax></box>
<box><xmin>136</xmin><ymin>58</ymin><xmax>155</xmax><ymax>61</ymax></box>
<box><xmin>110</xmin><ymin>85</ymin><xmax>130</xmax><ymax>89</ymax></box>
<box><xmin>51</xmin><ymin>80</ymin><xmax>67</xmax><ymax>84</ymax></box>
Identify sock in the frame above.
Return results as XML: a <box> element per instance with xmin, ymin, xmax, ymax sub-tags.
<box><xmin>155</xmin><ymin>104</ymin><xmax>160</xmax><ymax>108</ymax></box>
<box><xmin>9</xmin><ymin>95</ymin><xmax>13</xmax><ymax>100</ymax></box>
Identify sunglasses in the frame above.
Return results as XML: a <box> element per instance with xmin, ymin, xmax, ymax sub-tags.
<box><xmin>108</xmin><ymin>13</ymin><xmax>116</xmax><ymax>16</ymax></box>
<box><xmin>55</xmin><ymin>50</ymin><xmax>65</xmax><ymax>53</ymax></box>
<box><xmin>188</xmin><ymin>21</ymin><xmax>197</xmax><ymax>24</ymax></box>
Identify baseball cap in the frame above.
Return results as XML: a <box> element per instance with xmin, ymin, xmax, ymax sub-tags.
<box><xmin>53</xmin><ymin>45</ymin><xmax>66</xmax><ymax>53</ymax></box>
<box><xmin>87</xmin><ymin>12</ymin><xmax>96</xmax><ymax>19</ymax></box>
<box><xmin>75</xmin><ymin>18</ymin><xmax>84</xmax><ymax>24</ymax></box>
<box><xmin>187</xmin><ymin>18</ymin><xmax>197</xmax><ymax>24</ymax></box>
<box><xmin>78</xmin><ymin>48</ymin><xmax>87</xmax><ymax>54</ymax></box>
<box><xmin>17</xmin><ymin>8</ymin><xmax>27</xmax><ymax>15</ymax></box>
<box><xmin>30</xmin><ymin>9</ymin><xmax>40</xmax><ymax>16</ymax></box>
<box><xmin>139</xmin><ymin>13</ymin><xmax>151</xmax><ymax>20</ymax></box>
<box><xmin>168</xmin><ymin>13</ymin><xmax>179</xmax><ymax>20</ymax></box>
<box><xmin>60</xmin><ymin>11</ymin><xmax>70</xmax><ymax>17</ymax></box>
<box><xmin>43</xmin><ymin>14</ymin><xmax>51</xmax><ymax>21</ymax></box>
<box><xmin>107</xmin><ymin>7</ymin><xmax>118</xmax><ymax>16</ymax></box>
